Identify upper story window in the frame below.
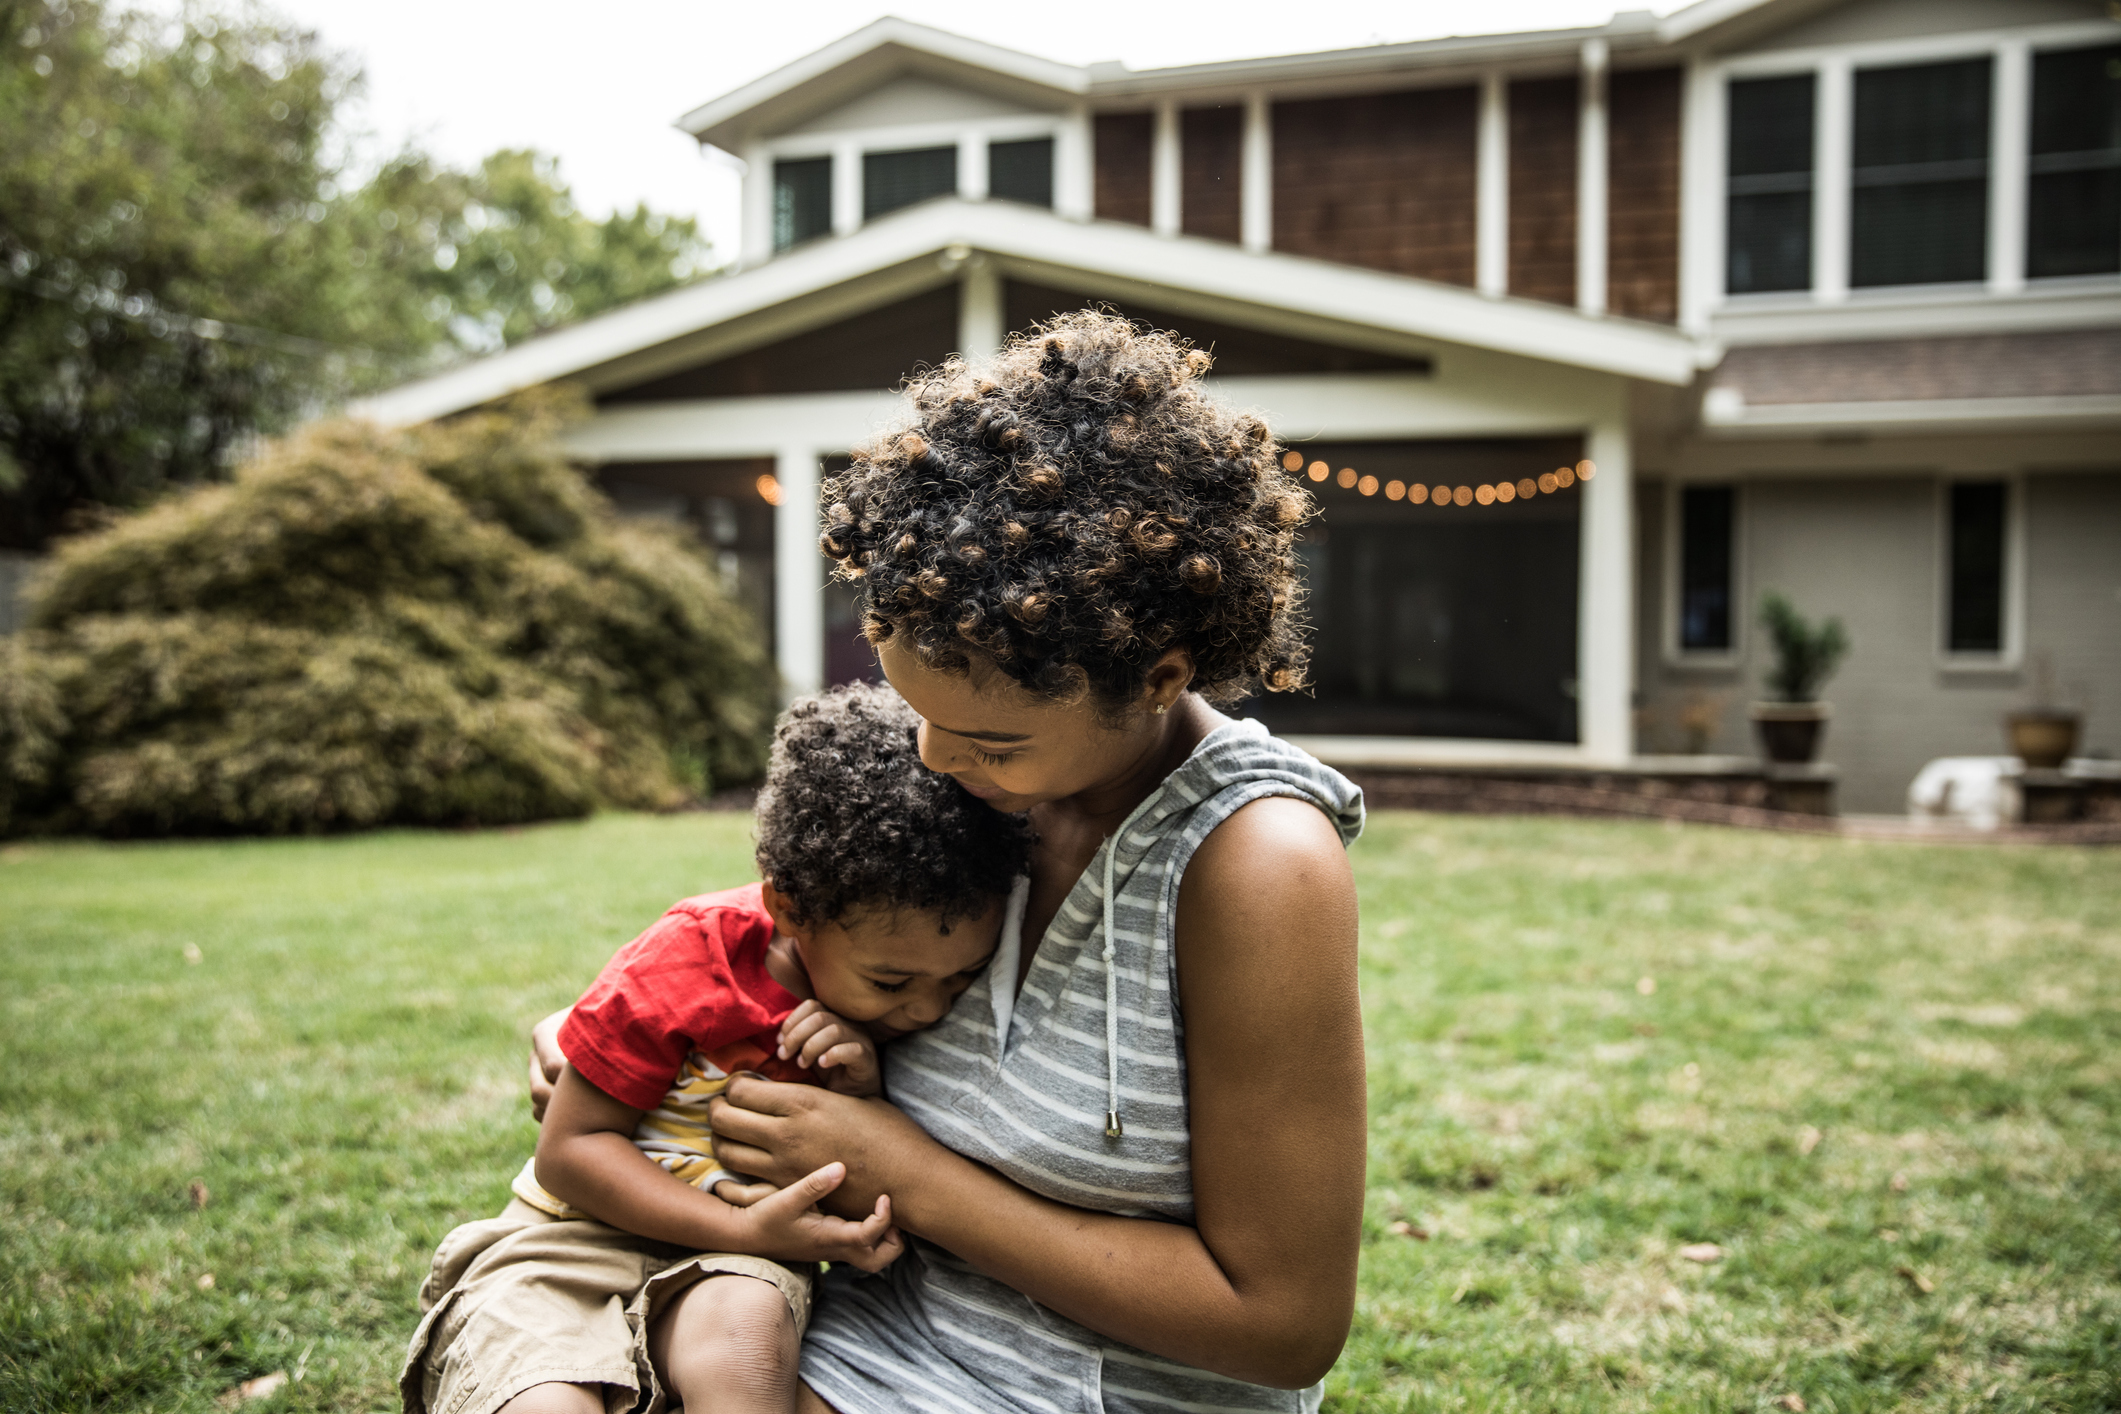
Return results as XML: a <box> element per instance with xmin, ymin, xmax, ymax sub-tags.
<box><xmin>1727</xmin><ymin>74</ymin><xmax>1815</xmax><ymax>293</ymax></box>
<box><xmin>1722</xmin><ymin>38</ymin><xmax>2121</xmax><ymax>297</ymax></box>
<box><xmin>1851</xmin><ymin>58</ymin><xmax>1990</xmax><ymax>288</ymax></box>
<box><xmin>989</xmin><ymin>137</ymin><xmax>1055</xmax><ymax>207</ymax></box>
<box><xmin>2029</xmin><ymin>43</ymin><xmax>2121</xmax><ymax>279</ymax></box>
<box><xmin>863</xmin><ymin>146</ymin><xmax>958</xmax><ymax>220</ymax></box>
<box><xmin>773</xmin><ymin>157</ymin><xmax>833</xmax><ymax>252</ymax></box>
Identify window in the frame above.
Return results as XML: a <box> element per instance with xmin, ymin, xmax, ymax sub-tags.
<box><xmin>2029</xmin><ymin>44</ymin><xmax>2121</xmax><ymax>279</ymax></box>
<box><xmin>988</xmin><ymin>137</ymin><xmax>1054</xmax><ymax>207</ymax></box>
<box><xmin>1851</xmin><ymin>58</ymin><xmax>1991</xmax><ymax>288</ymax></box>
<box><xmin>863</xmin><ymin>146</ymin><xmax>957</xmax><ymax>220</ymax></box>
<box><xmin>1947</xmin><ymin>481</ymin><xmax>2008</xmax><ymax>654</ymax></box>
<box><xmin>772</xmin><ymin>157</ymin><xmax>832</xmax><ymax>252</ymax></box>
<box><xmin>1727</xmin><ymin>75</ymin><xmax>1816</xmax><ymax>294</ymax></box>
<box><xmin>1678</xmin><ymin>486</ymin><xmax>1736</xmax><ymax>652</ymax></box>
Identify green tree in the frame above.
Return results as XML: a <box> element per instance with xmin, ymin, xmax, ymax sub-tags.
<box><xmin>0</xmin><ymin>0</ymin><xmax>715</xmax><ymax>550</ymax></box>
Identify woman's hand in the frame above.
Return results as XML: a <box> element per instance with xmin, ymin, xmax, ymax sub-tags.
<box><xmin>708</xmin><ymin>1078</ymin><xmax>937</xmax><ymax>1219</ymax></box>
<box><xmin>527</xmin><ymin>1008</ymin><xmax>570</xmax><ymax>1122</ymax></box>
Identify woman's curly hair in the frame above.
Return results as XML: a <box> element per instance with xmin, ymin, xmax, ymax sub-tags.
<box><xmin>818</xmin><ymin>309</ymin><xmax>1312</xmax><ymax>710</ymax></box>
<box><xmin>753</xmin><ymin>682</ymin><xmax>1031</xmax><ymax>930</ymax></box>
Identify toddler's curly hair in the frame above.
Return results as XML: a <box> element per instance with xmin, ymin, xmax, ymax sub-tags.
<box><xmin>753</xmin><ymin>682</ymin><xmax>1031</xmax><ymax>929</ymax></box>
<box><xmin>818</xmin><ymin>309</ymin><xmax>1312</xmax><ymax>710</ymax></box>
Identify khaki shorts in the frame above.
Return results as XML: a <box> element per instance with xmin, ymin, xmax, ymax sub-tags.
<box><xmin>400</xmin><ymin>1198</ymin><xmax>815</xmax><ymax>1414</ymax></box>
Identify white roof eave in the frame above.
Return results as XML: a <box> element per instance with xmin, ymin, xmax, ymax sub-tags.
<box><xmin>351</xmin><ymin>200</ymin><xmax>1702</xmax><ymax>427</ymax></box>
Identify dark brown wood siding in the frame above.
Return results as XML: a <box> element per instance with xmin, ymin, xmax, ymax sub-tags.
<box><xmin>1508</xmin><ymin>75</ymin><xmax>1579</xmax><ymax>307</ymax></box>
<box><xmin>1180</xmin><ymin>105</ymin><xmax>1243</xmax><ymax>243</ymax></box>
<box><xmin>1271</xmin><ymin>87</ymin><xmax>1478</xmax><ymax>285</ymax></box>
<box><xmin>1094</xmin><ymin>112</ymin><xmax>1153</xmax><ymax>227</ymax></box>
<box><xmin>1607</xmin><ymin>66</ymin><xmax>1682</xmax><ymax>324</ymax></box>
<box><xmin>1005</xmin><ymin>282</ymin><xmax>1428</xmax><ymax>376</ymax></box>
<box><xmin>598</xmin><ymin>286</ymin><xmax>958</xmax><ymax>401</ymax></box>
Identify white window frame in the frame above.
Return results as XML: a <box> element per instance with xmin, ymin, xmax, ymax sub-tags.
<box><xmin>1690</xmin><ymin>19</ymin><xmax>2121</xmax><ymax>316</ymax></box>
<box><xmin>1660</xmin><ymin>477</ymin><xmax>1746</xmax><ymax>670</ymax></box>
<box><xmin>1935</xmin><ymin>471</ymin><xmax>2026</xmax><ymax>672</ymax></box>
<box><xmin>751</xmin><ymin>115</ymin><xmax>1066</xmax><ymax>259</ymax></box>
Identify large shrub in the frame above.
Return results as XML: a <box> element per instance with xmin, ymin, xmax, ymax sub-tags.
<box><xmin>0</xmin><ymin>401</ymin><xmax>775</xmax><ymax>835</ymax></box>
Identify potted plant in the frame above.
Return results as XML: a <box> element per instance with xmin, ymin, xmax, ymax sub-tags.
<box><xmin>1752</xmin><ymin>592</ymin><xmax>1849</xmax><ymax>764</ymax></box>
<box><xmin>2005</xmin><ymin>654</ymin><xmax>2079</xmax><ymax>770</ymax></box>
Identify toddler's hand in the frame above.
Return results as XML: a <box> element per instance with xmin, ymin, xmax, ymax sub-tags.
<box><xmin>777</xmin><ymin>1000</ymin><xmax>883</xmax><ymax>1096</ymax></box>
<box><xmin>741</xmin><ymin>1161</ymin><xmax>904</xmax><ymax>1273</ymax></box>
<box><xmin>711</xmin><ymin>1177</ymin><xmax>780</xmax><ymax>1208</ymax></box>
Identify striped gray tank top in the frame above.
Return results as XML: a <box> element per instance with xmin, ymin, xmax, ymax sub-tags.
<box><xmin>801</xmin><ymin>719</ymin><xmax>1365</xmax><ymax>1414</ymax></box>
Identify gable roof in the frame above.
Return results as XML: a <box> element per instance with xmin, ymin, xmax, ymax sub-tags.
<box><xmin>678</xmin><ymin>1</ymin><xmax>1836</xmax><ymax>153</ymax></box>
<box><xmin>351</xmin><ymin>200</ymin><xmax>1700</xmax><ymax>428</ymax></box>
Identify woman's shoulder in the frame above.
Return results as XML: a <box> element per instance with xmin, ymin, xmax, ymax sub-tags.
<box><xmin>1157</xmin><ymin>718</ymin><xmax>1365</xmax><ymax>852</ymax></box>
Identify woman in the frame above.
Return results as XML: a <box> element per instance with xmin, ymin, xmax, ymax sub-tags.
<box><xmin>535</xmin><ymin>311</ymin><xmax>1366</xmax><ymax>1414</ymax></box>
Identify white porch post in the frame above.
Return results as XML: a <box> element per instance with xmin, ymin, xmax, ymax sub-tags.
<box><xmin>1056</xmin><ymin>102</ymin><xmax>1093</xmax><ymax>221</ymax></box>
<box><xmin>1240</xmin><ymin>91</ymin><xmax>1272</xmax><ymax>253</ymax></box>
<box><xmin>1677</xmin><ymin>56</ymin><xmax>1721</xmax><ymax>335</ymax></box>
<box><xmin>1814</xmin><ymin>56</ymin><xmax>1851</xmax><ymax>303</ymax></box>
<box><xmin>1151</xmin><ymin>100</ymin><xmax>1182</xmax><ymax>238</ymax></box>
<box><xmin>958</xmin><ymin>260</ymin><xmax>1004</xmax><ymax>364</ymax></box>
<box><xmin>741</xmin><ymin>141</ymin><xmax>773</xmax><ymax>267</ymax></box>
<box><xmin>1577</xmin><ymin>39</ymin><xmax>1609</xmax><ymax>317</ymax></box>
<box><xmin>1477</xmin><ymin>71</ymin><xmax>1509</xmax><ymax>297</ymax></box>
<box><xmin>1989</xmin><ymin>39</ymin><xmax>2030</xmax><ymax>296</ymax></box>
<box><xmin>831</xmin><ymin>140</ymin><xmax>862</xmax><ymax>238</ymax></box>
<box><xmin>1578</xmin><ymin>413</ymin><xmax>1635</xmax><ymax>763</ymax></box>
<box><xmin>958</xmin><ymin>132</ymin><xmax>990</xmax><ymax>202</ymax></box>
<box><xmin>774</xmin><ymin>446</ymin><xmax>825</xmax><ymax>699</ymax></box>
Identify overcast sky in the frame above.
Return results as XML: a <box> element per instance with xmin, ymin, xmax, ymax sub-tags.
<box><xmin>189</xmin><ymin>1</ymin><xmax>1689</xmax><ymax>257</ymax></box>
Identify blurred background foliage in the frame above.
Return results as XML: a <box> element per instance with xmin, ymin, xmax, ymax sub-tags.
<box><xmin>0</xmin><ymin>0</ymin><xmax>715</xmax><ymax>550</ymax></box>
<box><xmin>0</xmin><ymin>394</ymin><xmax>776</xmax><ymax>836</ymax></box>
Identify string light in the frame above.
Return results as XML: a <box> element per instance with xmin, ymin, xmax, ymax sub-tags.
<box><xmin>755</xmin><ymin>473</ymin><xmax>784</xmax><ymax>506</ymax></box>
<box><xmin>1285</xmin><ymin>454</ymin><xmax>1598</xmax><ymax>508</ymax></box>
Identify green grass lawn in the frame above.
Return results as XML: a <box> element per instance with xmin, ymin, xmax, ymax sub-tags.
<box><xmin>2</xmin><ymin>813</ymin><xmax>2115</xmax><ymax>1413</ymax></box>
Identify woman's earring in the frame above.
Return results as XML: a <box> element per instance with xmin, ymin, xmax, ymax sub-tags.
<box><xmin>1154</xmin><ymin>703</ymin><xmax>1168</xmax><ymax>715</ymax></box>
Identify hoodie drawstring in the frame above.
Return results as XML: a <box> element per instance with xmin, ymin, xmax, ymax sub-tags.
<box><xmin>1100</xmin><ymin>795</ymin><xmax>1157</xmax><ymax>1140</ymax></box>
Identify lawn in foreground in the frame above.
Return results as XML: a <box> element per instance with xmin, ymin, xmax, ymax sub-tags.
<box><xmin>0</xmin><ymin>812</ymin><xmax>2114</xmax><ymax>1412</ymax></box>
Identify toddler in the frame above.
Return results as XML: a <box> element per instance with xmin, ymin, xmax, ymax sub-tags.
<box><xmin>402</xmin><ymin>684</ymin><xmax>1032</xmax><ymax>1414</ymax></box>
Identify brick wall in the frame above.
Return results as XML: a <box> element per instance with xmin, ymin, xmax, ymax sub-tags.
<box><xmin>1607</xmin><ymin>66</ymin><xmax>1682</xmax><ymax>324</ymax></box>
<box><xmin>1508</xmin><ymin>75</ymin><xmax>1578</xmax><ymax>307</ymax></box>
<box><xmin>1094</xmin><ymin>112</ymin><xmax>1153</xmax><ymax>227</ymax></box>
<box><xmin>1271</xmin><ymin>87</ymin><xmax>1478</xmax><ymax>285</ymax></box>
<box><xmin>1181</xmin><ymin>105</ymin><xmax>1243</xmax><ymax>243</ymax></box>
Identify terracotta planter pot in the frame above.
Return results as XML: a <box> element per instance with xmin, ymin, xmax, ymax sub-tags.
<box><xmin>1751</xmin><ymin>702</ymin><xmax>1830</xmax><ymax>765</ymax></box>
<box><xmin>2006</xmin><ymin>711</ymin><xmax>2079</xmax><ymax>770</ymax></box>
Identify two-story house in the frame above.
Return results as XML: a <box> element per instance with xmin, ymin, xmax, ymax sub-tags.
<box><xmin>356</xmin><ymin>0</ymin><xmax>2121</xmax><ymax>812</ymax></box>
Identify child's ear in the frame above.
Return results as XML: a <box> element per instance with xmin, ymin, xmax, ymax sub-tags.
<box><xmin>760</xmin><ymin>880</ymin><xmax>806</xmax><ymax>940</ymax></box>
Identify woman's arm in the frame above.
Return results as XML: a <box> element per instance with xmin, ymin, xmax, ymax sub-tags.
<box><xmin>710</xmin><ymin>795</ymin><xmax>1366</xmax><ymax>1388</ymax></box>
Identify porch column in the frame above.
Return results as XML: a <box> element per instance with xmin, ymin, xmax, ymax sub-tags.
<box><xmin>1989</xmin><ymin>39</ymin><xmax>2030</xmax><ymax>295</ymax></box>
<box><xmin>1576</xmin><ymin>39</ymin><xmax>1609</xmax><ymax>317</ymax></box>
<box><xmin>1151</xmin><ymin>100</ymin><xmax>1182</xmax><ymax>237</ymax></box>
<box><xmin>1476</xmin><ymin>71</ymin><xmax>1509</xmax><ymax>297</ymax></box>
<box><xmin>1240</xmin><ymin>91</ymin><xmax>1272</xmax><ymax>253</ymax></box>
<box><xmin>831</xmin><ymin>140</ymin><xmax>862</xmax><ymax>238</ymax></box>
<box><xmin>774</xmin><ymin>446</ymin><xmax>825</xmax><ymax>699</ymax></box>
<box><xmin>1056</xmin><ymin>102</ymin><xmax>1094</xmax><ymax>220</ymax></box>
<box><xmin>740</xmin><ymin>141</ymin><xmax>773</xmax><ymax>267</ymax></box>
<box><xmin>1578</xmin><ymin>414</ymin><xmax>1635</xmax><ymax>763</ymax></box>
<box><xmin>959</xmin><ymin>259</ymin><xmax>1004</xmax><ymax>364</ymax></box>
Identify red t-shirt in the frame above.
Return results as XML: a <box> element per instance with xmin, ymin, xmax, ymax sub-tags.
<box><xmin>558</xmin><ymin>883</ymin><xmax>811</xmax><ymax>1112</ymax></box>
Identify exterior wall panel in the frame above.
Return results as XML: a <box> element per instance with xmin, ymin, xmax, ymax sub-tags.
<box><xmin>1271</xmin><ymin>87</ymin><xmax>1478</xmax><ymax>285</ymax></box>
<box><xmin>1094</xmin><ymin>112</ymin><xmax>1154</xmax><ymax>227</ymax></box>
<box><xmin>1508</xmin><ymin>76</ymin><xmax>1580</xmax><ymax>307</ymax></box>
<box><xmin>1181</xmin><ymin>105</ymin><xmax>1244</xmax><ymax>244</ymax></box>
<box><xmin>1607</xmin><ymin>67</ymin><xmax>1683</xmax><ymax>324</ymax></box>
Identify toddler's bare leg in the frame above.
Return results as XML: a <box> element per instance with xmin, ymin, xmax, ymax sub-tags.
<box><xmin>648</xmin><ymin>1273</ymin><xmax>800</xmax><ymax>1414</ymax></box>
<box><xmin>495</xmin><ymin>1383</ymin><xmax>606</xmax><ymax>1414</ymax></box>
